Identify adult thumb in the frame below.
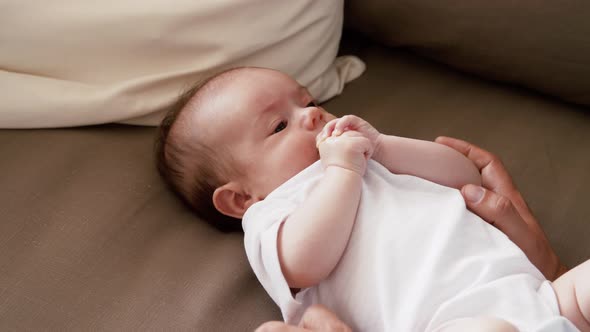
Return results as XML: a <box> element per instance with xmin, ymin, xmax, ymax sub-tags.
<box><xmin>299</xmin><ymin>305</ymin><xmax>351</xmax><ymax>332</ymax></box>
<box><xmin>461</xmin><ymin>184</ymin><xmax>529</xmax><ymax>241</ymax></box>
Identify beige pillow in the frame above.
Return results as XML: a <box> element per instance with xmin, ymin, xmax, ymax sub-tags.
<box><xmin>0</xmin><ymin>1</ymin><xmax>365</xmax><ymax>128</ymax></box>
<box><xmin>345</xmin><ymin>1</ymin><xmax>590</xmax><ymax>106</ymax></box>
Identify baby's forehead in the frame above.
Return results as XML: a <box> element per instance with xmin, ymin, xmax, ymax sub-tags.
<box><xmin>192</xmin><ymin>68</ymin><xmax>268</xmax><ymax>109</ymax></box>
<box><xmin>175</xmin><ymin>85</ymin><xmax>242</xmax><ymax>145</ymax></box>
<box><xmin>177</xmin><ymin>67</ymin><xmax>301</xmax><ymax>142</ymax></box>
<box><xmin>196</xmin><ymin>68</ymin><xmax>297</xmax><ymax>112</ymax></box>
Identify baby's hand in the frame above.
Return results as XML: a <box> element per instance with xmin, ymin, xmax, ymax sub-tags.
<box><xmin>318</xmin><ymin>130</ymin><xmax>373</xmax><ymax>176</ymax></box>
<box><xmin>316</xmin><ymin>115</ymin><xmax>381</xmax><ymax>160</ymax></box>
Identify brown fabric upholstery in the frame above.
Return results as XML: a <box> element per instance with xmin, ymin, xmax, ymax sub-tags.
<box><xmin>1</xmin><ymin>34</ymin><xmax>589</xmax><ymax>330</ymax></box>
<box><xmin>344</xmin><ymin>0</ymin><xmax>590</xmax><ymax>106</ymax></box>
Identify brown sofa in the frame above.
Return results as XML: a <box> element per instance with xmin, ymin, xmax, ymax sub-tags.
<box><xmin>1</xmin><ymin>5</ymin><xmax>589</xmax><ymax>331</ymax></box>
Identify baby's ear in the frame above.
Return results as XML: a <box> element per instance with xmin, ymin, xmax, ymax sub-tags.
<box><xmin>213</xmin><ymin>182</ymin><xmax>257</xmax><ymax>219</ymax></box>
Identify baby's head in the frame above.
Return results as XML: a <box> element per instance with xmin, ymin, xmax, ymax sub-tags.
<box><xmin>155</xmin><ymin>67</ymin><xmax>335</xmax><ymax>231</ymax></box>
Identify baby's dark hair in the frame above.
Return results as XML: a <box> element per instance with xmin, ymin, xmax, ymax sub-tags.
<box><xmin>154</xmin><ymin>69</ymin><xmax>244</xmax><ymax>232</ymax></box>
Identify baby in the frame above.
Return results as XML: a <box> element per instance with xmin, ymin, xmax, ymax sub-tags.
<box><xmin>155</xmin><ymin>67</ymin><xmax>588</xmax><ymax>331</ymax></box>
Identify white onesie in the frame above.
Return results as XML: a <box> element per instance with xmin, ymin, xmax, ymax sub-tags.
<box><xmin>243</xmin><ymin>160</ymin><xmax>577</xmax><ymax>331</ymax></box>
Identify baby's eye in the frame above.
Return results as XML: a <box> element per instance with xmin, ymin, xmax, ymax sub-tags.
<box><xmin>273</xmin><ymin>121</ymin><xmax>287</xmax><ymax>134</ymax></box>
<box><xmin>306</xmin><ymin>101</ymin><xmax>318</xmax><ymax>108</ymax></box>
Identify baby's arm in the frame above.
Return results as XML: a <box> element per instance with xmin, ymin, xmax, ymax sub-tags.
<box><xmin>278</xmin><ymin>131</ymin><xmax>371</xmax><ymax>289</ymax></box>
<box><xmin>318</xmin><ymin>115</ymin><xmax>481</xmax><ymax>189</ymax></box>
<box><xmin>552</xmin><ymin>259</ymin><xmax>590</xmax><ymax>331</ymax></box>
<box><xmin>374</xmin><ymin>135</ymin><xmax>482</xmax><ymax>189</ymax></box>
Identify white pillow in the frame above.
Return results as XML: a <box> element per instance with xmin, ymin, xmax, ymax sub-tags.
<box><xmin>0</xmin><ymin>0</ymin><xmax>364</xmax><ymax>128</ymax></box>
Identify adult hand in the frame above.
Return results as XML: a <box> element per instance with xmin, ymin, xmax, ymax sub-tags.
<box><xmin>435</xmin><ymin>136</ymin><xmax>568</xmax><ymax>281</ymax></box>
<box><xmin>255</xmin><ymin>305</ymin><xmax>351</xmax><ymax>332</ymax></box>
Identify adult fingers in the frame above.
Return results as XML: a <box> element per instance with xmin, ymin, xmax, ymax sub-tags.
<box><xmin>436</xmin><ymin>136</ymin><xmax>537</xmax><ymax>236</ymax></box>
<box><xmin>255</xmin><ymin>321</ymin><xmax>308</xmax><ymax>332</ymax></box>
<box><xmin>254</xmin><ymin>305</ymin><xmax>352</xmax><ymax>332</ymax></box>
<box><xmin>438</xmin><ymin>137</ymin><xmax>566</xmax><ymax>280</ymax></box>
<box><xmin>298</xmin><ymin>305</ymin><xmax>352</xmax><ymax>332</ymax></box>
<box><xmin>435</xmin><ymin>136</ymin><xmax>516</xmax><ymax>196</ymax></box>
<box><xmin>434</xmin><ymin>136</ymin><xmax>492</xmax><ymax>170</ymax></box>
<box><xmin>461</xmin><ymin>184</ymin><xmax>564</xmax><ymax>279</ymax></box>
<box><xmin>461</xmin><ymin>184</ymin><xmax>529</xmax><ymax>239</ymax></box>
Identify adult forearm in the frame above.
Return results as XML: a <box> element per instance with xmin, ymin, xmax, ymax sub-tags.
<box><xmin>374</xmin><ymin>135</ymin><xmax>482</xmax><ymax>189</ymax></box>
<box><xmin>278</xmin><ymin>166</ymin><xmax>362</xmax><ymax>289</ymax></box>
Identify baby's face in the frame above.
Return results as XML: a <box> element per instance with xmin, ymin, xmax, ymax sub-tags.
<box><xmin>196</xmin><ymin>68</ymin><xmax>335</xmax><ymax>201</ymax></box>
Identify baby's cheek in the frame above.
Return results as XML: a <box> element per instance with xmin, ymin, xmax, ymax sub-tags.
<box><xmin>290</xmin><ymin>142</ymin><xmax>318</xmax><ymax>170</ymax></box>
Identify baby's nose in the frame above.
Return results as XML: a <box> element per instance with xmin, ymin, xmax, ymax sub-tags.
<box><xmin>302</xmin><ymin>107</ymin><xmax>323</xmax><ymax>131</ymax></box>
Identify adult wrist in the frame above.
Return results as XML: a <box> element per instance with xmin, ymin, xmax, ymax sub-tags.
<box><xmin>549</xmin><ymin>252</ymin><xmax>568</xmax><ymax>280</ymax></box>
<box><xmin>555</xmin><ymin>263</ymin><xmax>569</xmax><ymax>279</ymax></box>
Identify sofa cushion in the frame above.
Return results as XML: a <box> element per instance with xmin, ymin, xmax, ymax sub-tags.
<box><xmin>0</xmin><ymin>1</ymin><xmax>363</xmax><ymax>128</ymax></box>
<box><xmin>345</xmin><ymin>1</ymin><xmax>590</xmax><ymax>106</ymax></box>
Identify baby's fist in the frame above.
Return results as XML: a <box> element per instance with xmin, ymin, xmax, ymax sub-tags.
<box><xmin>318</xmin><ymin>130</ymin><xmax>372</xmax><ymax>176</ymax></box>
<box><xmin>316</xmin><ymin>115</ymin><xmax>381</xmax><ymax>160</ymax></box>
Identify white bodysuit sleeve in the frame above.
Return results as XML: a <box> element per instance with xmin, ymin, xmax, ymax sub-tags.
<box><xmin>242</xmin><ymin>198</ymin><xmax>305</xmax><ymax>324</ymax></box>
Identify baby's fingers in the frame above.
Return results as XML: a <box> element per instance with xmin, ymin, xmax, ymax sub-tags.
<box><xmin>333</xmin><ymin>115</ymin><xmax>359</xmax><ymax>136</ymax></box>
<box><xmin>317</xmin><ymin>118</ymin><xmax>340</xmax><ymax>147</ymax></box>
<box><xmin>349</xmin><ymin>135</ymin><xmax>374</xmax><ymax>159</ymax></box>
